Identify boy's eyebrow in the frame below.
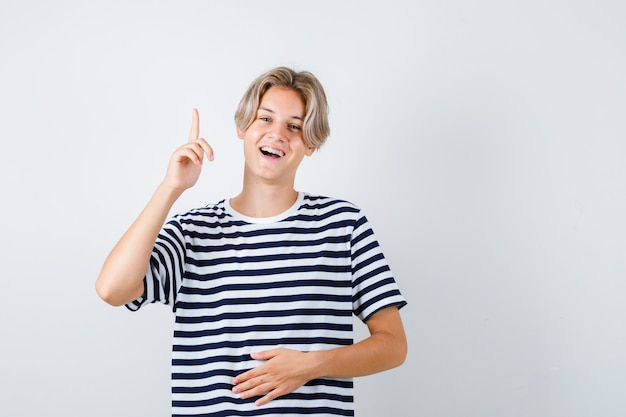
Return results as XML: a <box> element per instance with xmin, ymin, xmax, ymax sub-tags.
<box><xmin>258</xmin><ymin>107</ymin><xmax>304</xmax><ymax>121</ymax></box>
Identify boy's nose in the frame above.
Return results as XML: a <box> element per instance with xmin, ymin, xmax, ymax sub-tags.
<box><xmin>269</xmin><ymin>124</ymin><xmax>288</xmax><ymax>141</ymax></box>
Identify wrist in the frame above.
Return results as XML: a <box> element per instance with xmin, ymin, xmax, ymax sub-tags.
<box><xmin>306</xmin><ymin>349</ymin><xmax>332</xmax><ymax>380</ymax></box>
<box><xmin>156</xmin><ymin>181</ymin><xmax>186</xmax><ymax>201</ymax></box>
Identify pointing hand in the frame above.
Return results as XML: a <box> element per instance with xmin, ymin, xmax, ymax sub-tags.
<box><xmin>163</xmin><ymin>108</ymin><xmax>214</xmax><ymax>191</ymax></box>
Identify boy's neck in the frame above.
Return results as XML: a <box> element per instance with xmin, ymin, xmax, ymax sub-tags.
<box><xmin>230</xmin><ymin>184</ymin><xmax>298</xmax><ymax>218</ymax></box>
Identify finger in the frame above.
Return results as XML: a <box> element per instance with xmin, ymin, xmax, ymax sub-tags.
<box><xmin>232</xmin><ymin>377</ymin><xmax>259</xmax><ymax>396</ymax></box>
<box><xmin>184</xmin><ymin>138</ymin><xmax>214</xmax><ymax>163</ymax></box>
<box><xmin>233</xmin><ymin>366</ymin><xmax>261</xmax><ymax>385</ymax></box>
<box><xmin>188</xmin><ymin>108</ymin><xmax>200</xmax><ymax>143</ymax></box>
<box><xmin>250</xmin><ymin>349</ymin><xmax>278</xmax><ymax>361</ymax></box>
<box><xmin>195</xmin><ymin>137</ymin><xmax>214</xmax><ymax>161</ymax></box>
<box><xmin>234</xmin><ymin>378</ymin><xmax>275</xmax><ymax>400</ymax></box>
<box><xmin>186</xmin><ymin>141</ymin><xmax>210</xmax><ymax>163</ymax></box>
<box><xmin>256</xmin><ymin>389</ymin><xmax>282</xmax><ymax>407</ymax></box>
<box><xmin>175</xmin><ymin>144</ymin><xmax>204</xmax><ymax>165</ymax></box>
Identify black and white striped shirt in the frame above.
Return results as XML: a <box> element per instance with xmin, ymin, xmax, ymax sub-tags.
<box><xmin>127</xmin><ymin>193</ymin><xmax>407</xmax><ymax>416</ymax></box>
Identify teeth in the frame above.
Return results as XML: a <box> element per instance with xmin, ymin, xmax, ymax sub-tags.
<box><xmin>261</xmin><ymin>147</ymin><xmax>285</xmax><ymax>157</ymax></box>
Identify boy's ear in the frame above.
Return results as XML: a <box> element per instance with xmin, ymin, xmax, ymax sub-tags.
<box><xmin>236</xmin><ymin>126</ymin><xmax>245</xmax><ymax>139</ymax></box>
<box><xmin>305</xmin><ymin>146</ymin><xmax>317</xmax><ymax>157</ymax></box>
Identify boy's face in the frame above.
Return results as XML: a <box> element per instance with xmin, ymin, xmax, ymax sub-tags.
<box><xmin>237</xmin><ymin>86</ymin><xmax>315</xmax><ymax>185</ymax></box>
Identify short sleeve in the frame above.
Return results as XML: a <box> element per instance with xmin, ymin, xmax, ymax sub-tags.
<box><xmin>125</xmin><ymin>219</ymin><xmax>186</xmax><ymax>312</ymax></box>
<box><xmin>351</xmin><ymin>213</ymin><xmax>407</xmax><ymax>322</ymax></box>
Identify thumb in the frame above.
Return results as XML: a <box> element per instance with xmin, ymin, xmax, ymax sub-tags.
<box><xmin>250</xmin><ymin>349</ymin><xmax>279</xmax><ymax>361</ymax></box>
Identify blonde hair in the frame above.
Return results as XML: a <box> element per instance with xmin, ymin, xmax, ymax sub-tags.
<box><xmin>234</xmin><ymin>67</ymin><xmax>330</xmax><ymax>149</ymax></box>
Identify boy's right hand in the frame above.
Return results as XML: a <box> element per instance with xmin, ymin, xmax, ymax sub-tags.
<box><xmin>162</xmin><ymin>108</ymin><xmax>214</xmax><ymax>191</ymax></box>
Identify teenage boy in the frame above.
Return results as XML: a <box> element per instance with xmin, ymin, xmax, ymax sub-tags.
<box><xmin>96</xmin><ymin>67</ymin><xmax>407</xmax><ymax>417</ymax></box>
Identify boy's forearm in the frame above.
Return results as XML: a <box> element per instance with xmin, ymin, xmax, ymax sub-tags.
<box><xmin>95</xmin><ymin>183</ymin><xmax>184</xmax><ymax>306</ymax></box>
<box><xmin>310</xmin><ymin>331</ymin><xmax>406</xmax><ymax>379</ymax></box>
<box><xmin>310</xmin><ymin>307</ymin><xmax>407</xmax><ymax>379</ymax></box>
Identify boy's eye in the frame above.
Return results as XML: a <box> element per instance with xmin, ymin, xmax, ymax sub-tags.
<box><xmin>260</xmin><ymin>116</ymin><xmax>271</xmax><ymax>122</ymax></box>
<box><xmin>289</xmin><ymin>124</ymin><xmax>301</xmax><ymax>131</ymax></box>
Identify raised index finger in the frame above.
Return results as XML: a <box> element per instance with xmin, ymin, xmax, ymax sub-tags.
<box><xmin>188</xmin><ymin>108</ymin><xmax>200</xmax><ymax>142</ymax></box>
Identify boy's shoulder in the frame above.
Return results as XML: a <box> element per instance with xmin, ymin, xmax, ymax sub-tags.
<box><xmin>296</xmin><ymin>193</ymin><xmax>366</xmax><ymax>224</ymax></box>
<box><xmin>300</xmin><ymin>193</ymin><xmax>361</xmax><ymax>213</ymax></box>
<box><xmin>170</xmin><ymin>199</ymin><xmax>230</xmax><ymax>223</ymax></box>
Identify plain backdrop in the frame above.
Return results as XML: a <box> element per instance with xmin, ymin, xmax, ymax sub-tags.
<box><xmin>1</xmin><ymin>1</ymin><xmax>625</xmax><ymax>416</ymax></box>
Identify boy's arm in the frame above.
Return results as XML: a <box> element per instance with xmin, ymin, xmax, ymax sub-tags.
<box><xmin>95</xmin><ymin>184</ymin><xmax>184</xmax><ymax>306</ymax></box>
<box><xmin>95</xmin><ymin>109</ymin><xmax>213</xmax><ymax>306</ymax></box>
<box><xmin>232</xmin><ymin>305</ymin><xmax>407</xmax><ymax>406</ymax></box>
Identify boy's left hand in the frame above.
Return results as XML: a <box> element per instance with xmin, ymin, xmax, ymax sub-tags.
<box><xmin>232</xmin><ymin>348</ymin><xmax>317</xmax><ymax>406</ymax></box>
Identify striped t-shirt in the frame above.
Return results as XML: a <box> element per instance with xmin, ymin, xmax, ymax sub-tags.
<box><xmin>127</xmin><ymin>192</ymin><xmax>407</xmax><ymax>417</ymax></box>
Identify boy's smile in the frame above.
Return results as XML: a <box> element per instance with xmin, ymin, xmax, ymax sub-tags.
<box><xmin>238</xmin><ymin>86</ymin><xmax>315</xmax><ymax>184</ymax></box>
<box><xmin>260</xmin><ymin>146</ymin><xmax>285</xmax><ymax>158</ymax></box>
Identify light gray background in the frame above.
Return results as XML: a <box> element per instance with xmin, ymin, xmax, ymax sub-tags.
<box><xmin>1</xmin><ymin>1</ymin><xmax>625</xmax><ymax>416</ymax></box>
